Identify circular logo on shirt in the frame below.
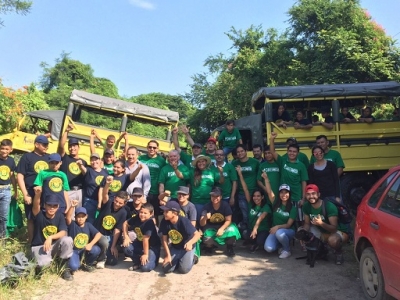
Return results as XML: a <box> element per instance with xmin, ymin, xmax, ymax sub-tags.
<box><xmin>0</xmin><ymin>165</ymin><xmax>10</xmax><ymax>180</ymax></box>
<box><xmin>68</xmin><ymin>162</ymin><xmax>81</xmax><ymax>175</ymax></box>
<box><xmin>95</xmin><ymin>175</ymin><xmax>104</xmax><ymax>186</ymax></box>
<box><xmin>109</xmin><ymin>180</ymin><xmax>122</xmax><ymax>192</ymax></box>
<box><xmin>49</xmin><ymin>177</ymin><xmax>63</xmax><ymax>192</ymax></box>
<box><xmin>34</xmin><ymin>161</ymin><xmax>49</xmax><ymax>174</ymax></box>
<box><xmin>210</xmin><ymin>213</ymin><xmax>225</xmax><ymax>223</ymax></box>
<box><xmin>73</xmin><ymin>233</ymin><xmax>89</xmax><ymax>249</ymax></box>
<box><xmin>102</xmin><ymin>215</ymin><xmax>117</xmax><ymax>230</ymax></box>
<box><xmin>134</xmin><ymin>227</ymin><xmax>143</xmax><ymax>241</ymax></box>
<box><xmin>168</xmin><ymin>229</ymin><xmax>183</xmax><ymax>244</ymax></box>
<box><xmin>42</xmin><ymin>225</ymin><xmax>58</xmax><ymax>239</ymax></box>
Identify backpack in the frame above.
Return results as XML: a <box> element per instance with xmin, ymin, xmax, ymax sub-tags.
<box><xmin>321</xmin><ymin>199</ymin><xmax>353</xmax><ymax>224</ymax></box>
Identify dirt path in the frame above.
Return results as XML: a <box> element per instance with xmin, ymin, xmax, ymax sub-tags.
<box><xmin>37</xmin><ymin>242</ymin><xmax>364</xmax><ymax>300</ymax></box>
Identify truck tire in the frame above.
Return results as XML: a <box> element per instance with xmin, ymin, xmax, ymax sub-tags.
<box><xmin>340</xmin><ymin>172</ymin><xmax>375</xmax><ymax>216</ymax></box>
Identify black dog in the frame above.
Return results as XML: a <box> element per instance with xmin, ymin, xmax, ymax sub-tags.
<box><xmin>295</xmin><ymin>229</ymin><xmax>327</xmax><ymax>268</ymax></box>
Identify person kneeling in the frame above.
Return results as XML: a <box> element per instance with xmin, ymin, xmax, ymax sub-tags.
<box><xmin>159</xmin><ymin>201</ymin><xmax>201</xmax><ymax>274</ymax></box>
<box><xmin>66</xmin><ymin>202</ymin><xmax>102</xmax><ymax>273</ymax></box>
<box><xmin>200</xmin><ymin>187</ymin><xmax>241</xmax><ymax>257</ymax></box>
<box><xmin>31</xmin><ymin>190</ymin><xmax>73</xmax><ymax>280</ymax></box>
<box><xmin>122</xmin><ymin>203</ymin><xmax>161</xmax><ymax>272</ymax></box>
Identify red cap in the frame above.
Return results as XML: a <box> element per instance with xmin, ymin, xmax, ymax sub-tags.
<box><xmin>207</xmin><ymin>137</ymin><xmax>217</xmax><ymax>144</ymax></box>
<box><xmin>305</xmin><ymin>184</ymin><xmax>319</xmax><ymax>193</ymax></box>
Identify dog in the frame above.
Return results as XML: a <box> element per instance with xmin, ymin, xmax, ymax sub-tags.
<box><xmin>295</xmin><ymin>229</ymin><xmax>328</xmax><ymax>268</ymax></box>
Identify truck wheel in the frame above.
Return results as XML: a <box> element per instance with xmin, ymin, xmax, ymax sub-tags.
<box><xmin>340</xmin><ymin>173</ymin><xmax>375</xmax><ymax>216</ymax></box>
<box><xmin>360</xmin><ymin>247</ymin><xmax>389</xmax><ymax>300</ymax></box>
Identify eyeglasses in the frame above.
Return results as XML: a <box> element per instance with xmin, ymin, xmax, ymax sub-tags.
<box><xmin>148</xmin><ymin>146</ymin><xmax>157</xmax><ymax>150</ymax></box>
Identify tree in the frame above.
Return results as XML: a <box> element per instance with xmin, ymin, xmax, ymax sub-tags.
<box><xmin>0</xmin><ymin>0</ymin><xmax>31</xmax><ymax>27</ymax></box>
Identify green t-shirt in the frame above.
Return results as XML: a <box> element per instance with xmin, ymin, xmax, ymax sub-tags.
<box><xmin>248</xmin><ymin>203</ymin><xmax>271</xmax><ymax>232</ymax></box>
<box><xmin>257</xmin><ymin>158</ymin><xmax>281</xmax><ymax>201</ymax></box>
<box><xmin>33</xmin><ymin>170</ymin><xmax>70</xmax><ymax>191</ymax></box>
<box><xmin>272</xmin><ymin>204</ymin><xmax>297</xmax><ymax>227</ymax></box>
<box><xmin>215</xmin><ymin>162</ymin><xmax>238</xmax><ymax>199</ymax></box>
<box><xmin>180</xmin><ymin>151</ymin><xmax>194</xmax><ymax>169</ymax></box>
<box><xmin>279</xmin><ymin>158</ymin><xmax>308</xmax><ymax>202</ymax></box>
<box><xmin>158</xmin><ymin>163</ymin><xmax>189</xmax><ymax>198</ymax></box>
<box><xmin>189</xmin><ymin>168</ymin><xmax>220</xmax><ymax>205</ymax></box>
<box><xmin>282</xmin><ymin>151</ymin><xmax>309</xmax><ymax>169</ymax></box>
<box><xmin>139</xmin><ymin>154</ymin><xmax>166</xmax><ymax>195</ymax></box>
<box><xmin>218</xmin><ymin>128</ymin><xmax>242</xmax><ymax>149</ymax></box>
<box><xmin>104</xmin><ymin>163</ymin><xmax>114</xmax><ymax>175</ymax></box>
<box><xmin>231</xmin><ymin>158</ymin><xmax>260</xmax><ymax>194</ymax></box>
<box><xmin>302</xmin><ymin>200</ymin><xmax>347</xmax><ymax>233</ymax></box>
<box><xmin>309</xmin><ymin>149</ymin><xmax>345</xmax><ymax>169</ymax></box>
<box><xmin>201</xmin><ymin>150</ymin><xmax>216</xmax><ymax>165</ymax></box>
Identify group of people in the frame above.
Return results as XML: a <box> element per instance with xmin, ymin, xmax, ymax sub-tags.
<box><xmin>0</xmin><ymin>119</ymin><xmax>349</xmax><ymax>282</ymax></box>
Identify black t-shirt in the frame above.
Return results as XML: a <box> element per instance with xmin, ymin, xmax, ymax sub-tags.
<box><xmin>68</xmin><ymin>221</ymin><xmax>99</xmax><ymax>250</ymax></box>
<box><xmin>16</xmin><ymin>152</ymin><xmax>50</xmax><ymax>192</ymax></box>
<box><xmin>40</xmin><ymin>174</ymin><xmax>67</xmax><ymax>211</ymax></box>
<box><xmin>297</xmin><ymin>118</ymin><xmax>311</xmax><ymax>126</ymax></box>
<box><xmin>100</xmin><ymin>174</ymin><xmax>132</xmax><ymax>200</ymax></box>
<box><xmin>0</xmin><ymin>156</ymin><xmax>16</xmax><ymax>185</ymax></box>
<box><xmin>83</xmin><ymin>167</ymin><xmax>108</xmax><ymax>199</ymax></box>
<box><xmin>273</xmin><ymin>110</ymin><xmax>291</xmax><ymax>122</ymax></box>
<box><xmin>31</xmin><ymin>211</ymin><xmax>67</xmax><ymax>247</ymax></box>
<box><xmin>60</xmin><ymin>155</ymin><xmax>87</xmax><ymax>188</ymax></box>
<box><xmin>159</xmin><ymin>216</ymin><xmax>196</xmax><ymax>249</ymax></box>
<box><xmin>324</xmin><ymin>116</ymin><xmax>334</xmax><ymax>124</ymax></box>
<box><xmin>201</xmin><ymin>201</ymin><xmax>232</xmax><ymax>230</ymax></box>
<box><xmin>126</xmin><ymin>202</ymin><xmax>141</xmax><ymax>218</ymax></box>
<box><xmin>95</xmin><ymin>200</ymin><xmax>127</xmax><ymax>236</ymax></box>
<box><xmin>127</xmin><ymin>217</ymin><xmax>161</xmax><ymax>250</ymax></box>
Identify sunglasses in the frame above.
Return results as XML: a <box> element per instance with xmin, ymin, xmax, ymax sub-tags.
<box><xmin>148</xmin><ymin>146</ymin><xmax>157</xmax><ymax>150</ymax></box>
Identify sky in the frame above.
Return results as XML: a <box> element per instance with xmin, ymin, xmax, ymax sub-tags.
<box><xmin>1</xmin><ymin>0</ymin><xmax>400</xmax><ymax>98</ymax></box>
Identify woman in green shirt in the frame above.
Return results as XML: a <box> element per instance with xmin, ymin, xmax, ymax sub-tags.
<box><xmin>262</xmin><ymin>172</ymin><xmax>296</xmax><ymax>259</ymax></box>
<box><xmin>236</xmin><ymin>166</ymin><xmax>271</xmax><ymax>253</ymax></box>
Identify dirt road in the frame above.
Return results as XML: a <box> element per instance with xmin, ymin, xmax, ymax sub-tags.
<box><xmin>38</xmin><ymin>242</ymin><xmax>364</xmax><ymax>300</ymax></box>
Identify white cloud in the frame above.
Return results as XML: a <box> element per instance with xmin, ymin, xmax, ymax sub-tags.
<box><xmin>129</xmin><ymin>0</ymin><xmax>156</xmax><ymax>10</ymax></box>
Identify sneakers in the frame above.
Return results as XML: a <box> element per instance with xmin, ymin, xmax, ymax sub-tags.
<box><xmin>61</xmin><ymin>268</ymin><xmax>73</xmax><ymax>281</ymax></box>
<box><xmin>335</xmin><ymin>253</ymin><xmax>344</xmax><ymax>265</ymax></box>
<box><xmin>249</xmin><ymin>244</ymin><xmax>259</xmax><ymax>253</ymax></box>
<box><xmin>81</xmin><ymin>264</ymin><xmax>96</xmax><ymax>272</ymax></box>
<box><xmin>128</xmin><ymin>264</ymin><xmax>140</xmax><ymax>271</ymax></box>
<box><xmin>227</xmin><ymin>245</ymin><xmax>235</xmax><ymax>257</ymax></box>
<box><xmin>279</xmin><ymin>250</ymin><xmax>291</xmax><ymax>259</ymax></box>
<box><xmin>278</xmin><ymin>248</ymin><xmax>283</xmax><ymax>255</ymax></box>
<box><xmin>96</xmin><ymin>260</ymin><xmax>106</xmax><ymax>269</ymax></box>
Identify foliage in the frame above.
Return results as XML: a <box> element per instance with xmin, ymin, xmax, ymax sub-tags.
<box><xmin>0</xmin><ymin>0</ymin><xmax>31</xmax><ymax>27</ymax></box>
<box><xmin>0</xmin><ymin>83</ymin><xmax>48</xmax><ymax>134</ymax></box>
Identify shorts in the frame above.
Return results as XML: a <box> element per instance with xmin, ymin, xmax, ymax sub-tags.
<box><xmin>310</xmin><ymin>225</ymin><xmax>349</xmax><ymax>243</ymax></box>
<box><xmin>291</xmin><ymin>201</ymin><xmax>304</xmax><ymax>222</ymax></box>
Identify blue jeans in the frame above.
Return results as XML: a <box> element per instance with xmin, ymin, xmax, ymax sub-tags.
<box><xmin>194</xmin><ymin>204</ymin><xmax>205</xmax><ymax>224</ymax></box>
<box><xmin>223</xmin><ymin>147</ymin><xmax>234</xmax><ymax>156</ymax></box>
<box><xmin>124</xmin><ymin>243</ymin><xmax>160</xmax><ymax>272</ymax></box>
<box><xmin>264</xmin><ymin>228</ymin><xmax>295</xmax><ymax>252</ymax></box>
<box><xmin>237</xmin><ymin>194</ymin><xmax>249</xmax><ymax>226</ymax></box>
<box><xmin>0</xmin><ymin>187</ymin><xmax>11</xmax><ymax>238</ymax></box>
<box><xmin>68</xmin><ymin>246</ymin><xmax>101</xmax><ymax>271</ymax></box>
<box><xmin>97</xmin><ymin>235</ymin><xmax>117</xmax><ymax>265</ymax></box>
<box><xmin>162</xmin><ymin>246</ymin><xmax>195</xmax><ymax>274</ymax></box>
<box><xmin>83</xmin><ymin>197</ymin><xmax>98</xmax><ymax>225</ymax></box>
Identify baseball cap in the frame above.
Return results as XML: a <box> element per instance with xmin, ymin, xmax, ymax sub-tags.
<box><xmin>45</xmin><ymin>195</ymin><xmax>59</xmax><ymax>205</ymax></box>
<box><xmin>132</xmin><ymin>187</ymin><xmax>144</xmax><ymax>196</ymax></box>
<box><xmin>104</xmin><ymin>149</ymin><xmax>114</xmax><ymax>155</ymax></box>
<box><xmin>48</xmin><ymin>153</ymin><xmax>62</xmax><ymax>162</ymax></box>
<box><xmin>192</xmin><ymin>143</ymin><xmax>202</xmax><ymax>149</ymax></box>
<box><xmin>286</xmin><ymin>137</ymin><xmax>297</xmax><ymax>143</ymax></box>
<box><xmin>68</xmin><ymin>138</ymin><xmax>79</xmax><ymax>146</ymax></box>
<box><xmin>75</xmin><ymin>207</ymin><xmax>87</xmax><ymax>215</ymax></box>
<box><xmin>90</xmin><ymin>153</ymin><xmax>100</xmax><ymax>159</ymax></box>
<box><xmin>210</xmin><ymin>186</ymin><xmax>222</xmax><ymax>196</ymax></box>
<box><xmin>160</xmin><ymin>201</ymin><xmax>181</xmax><ymax>212</ymax></box>
<box><xmin>305</xmin><ymin>184</ymin><xmax>319</xmax><ymax>193</ymax></box>
<box><xmin>177</xmin><ymin>186</ymin><xmax>189</xmax><ymax>195</ymax></box>
<box><xmin>35</xmin><ymin>135</ymin><xmax>49</xmax><ymax>144</ymax></box>
<box><xmin>279</xmin><ymin>184</ymin><xmax>291</xmax><ymax>192</ymax></box>
<box><xmin>207</xmin><ymin>137</ymin><xmax>217</xmax><ymax>144</ymax></box>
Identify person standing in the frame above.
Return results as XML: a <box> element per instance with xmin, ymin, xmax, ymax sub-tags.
<box><xmin>252</xmin><ymin>144</ymin><xmax>265</xmax><ymax>163</ymax></box>
<box><xmin>16</xmin><ymin>135</ymin><xmax>50</xmax><ymax>243</ymax></box>
<box><xmin>257</xmin><ymin>145</ymin><xmax>281</xmax><ymax>204</ymax></box>
<box><xmin>214</xmin><ymin>149</ymin><xmax>237</xmax><ymax>206</ymax></box>
<box><xmin>171</xmin><ymin>127</ymin><xmax>203</xmax><ymax>169</ymax></box>
<box><xmin>218</xmin><ymin>120</ymin><xmax>242</xmax><ymax>157</ymax></box>
<box><xmin>139</xmin><ymin>140</ymin><xmax>166</xmax><ymax>220</ymax></box>
<box><xmin>125</xmin><ymin>147</ymin><xmax>151</xmax><ymax>199</ymax></box>
<box><xmin>282</xmin><ymin>137</ymin><xmax>309</xmax><ymax>168</ymax></box>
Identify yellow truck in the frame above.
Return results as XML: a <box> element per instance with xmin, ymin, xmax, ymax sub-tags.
<box><xmin>215</xmin><ymin>81</ymin><xmax>400</xmax><ymax>213</ymax></box>
<box><xmin>1</xmin><ymin>90</ymin><xmax>179</xmax><ymax>162</ymax></box>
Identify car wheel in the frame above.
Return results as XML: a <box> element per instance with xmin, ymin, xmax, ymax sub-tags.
<box><xmin>359</xmin><ymin>247</ymin><xmax>389</xmax><ymax>300</ymax></box>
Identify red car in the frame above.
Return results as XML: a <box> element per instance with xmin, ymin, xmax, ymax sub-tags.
<box><xmin>354</xmin><ymin>165</ymin><xmax>400</xmax><ymax>300</ymax></box>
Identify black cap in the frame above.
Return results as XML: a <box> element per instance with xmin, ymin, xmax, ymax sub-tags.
<box><xmin>68</xmin><ymin>138</ymin><xmax>79</xmax><ymax>146</ymax></box>
<box><xmin>160</xmin><ymin>201</ymin><xmax>181</xmax><ymax>212</ymax></box>
<box><xmin>210</xmin><ymin>186</ymin><xmax>222</xmax><ymax>196</ymax></box>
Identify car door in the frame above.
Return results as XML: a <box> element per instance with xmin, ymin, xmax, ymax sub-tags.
<box><xmin>374</xmin><ymin>174</ymin><xmax>400</xmax><ymax>292</ymax></box>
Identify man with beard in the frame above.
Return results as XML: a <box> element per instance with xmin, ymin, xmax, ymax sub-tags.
<box><xmin>139</xmin><ymin>140</ymin><xmax>166</xmax><ymax>219</ymax></box>
<box><xmin>302</xmin><ymin>184</ymin><xmax>349</xmax><ymax>265</ymax></box>
<box><xmin>58</xmin><ymin>123</ymin><xmax>87</xmax><ymax>208</ymax></box>
<box><xmin>252</xmin><ymin>144</ymin><xmax>265</xmax><ymax>163</ymax></box>
<box><xmin>171</xmin><ymin>127</ymin><xmax>203</xmax><ymax>169</ymax></box>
